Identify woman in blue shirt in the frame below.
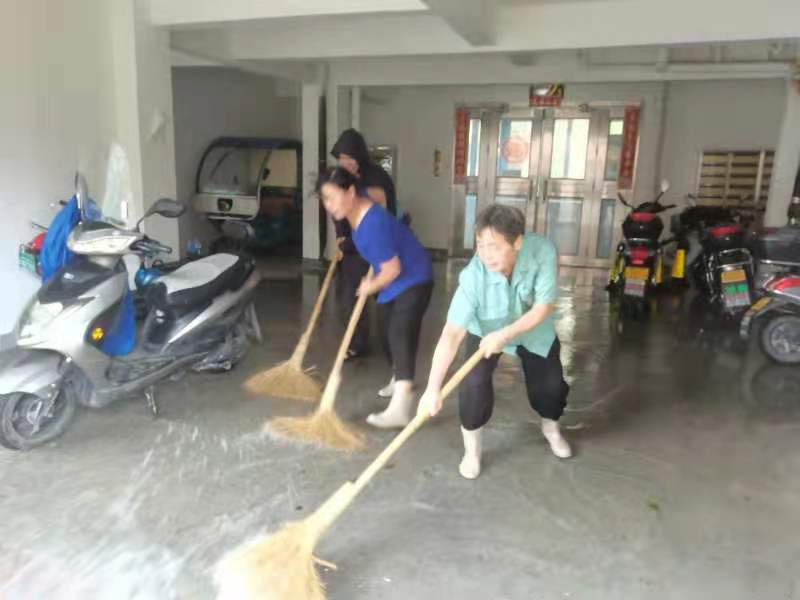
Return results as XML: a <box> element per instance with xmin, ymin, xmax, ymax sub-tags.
<box><xmin>319</xmin><ymin>167</ymin><xmax>434</xmax><ymax>429</ymax></box>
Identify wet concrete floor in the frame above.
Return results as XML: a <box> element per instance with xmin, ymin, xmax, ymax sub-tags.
<box><xmin>1</xmin><ymin>259</ymin><xmax>798</xmax><ymax>599</ymax></box>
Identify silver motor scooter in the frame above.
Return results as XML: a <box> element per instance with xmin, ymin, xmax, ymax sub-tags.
<box><xmin>0</xmin><ymin>177</ymin><xmax>261</xmax><ymax>450</ymax></box>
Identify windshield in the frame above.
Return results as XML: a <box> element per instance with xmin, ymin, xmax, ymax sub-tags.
<box><xmin>198</xmin><ymin>146</ymin><xmax>271</xmax><ymax>196</ymax></box>
<box><xmin>78</xmin><ymin>143</ymin><xmax>133</xmax><ymax>227</ymax></box>
<box><xmin>98</xmin><ymin>143</ymin><xmax>133</xmax><ymax>226</ymax></box>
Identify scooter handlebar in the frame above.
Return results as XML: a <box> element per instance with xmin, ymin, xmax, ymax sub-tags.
<box><xmin>133</xmin><ymin>236</ymin><xmax>173</xmax><ymax>256</ymax></box>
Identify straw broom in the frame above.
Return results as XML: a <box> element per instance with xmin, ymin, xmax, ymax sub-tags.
<box><xmin>264</xmin><ymin>269</ymin><xmax>374</xmax><ymax>451</ymax></box>
<box><xmin>244</xmin><ymin>257</ymin><xmax>339</xmax><ymax>402</ymax></box>
<box><xmin>216</xmin><ymin>348</ymin><xmax>485</xmax><ymax>600</ymax></box>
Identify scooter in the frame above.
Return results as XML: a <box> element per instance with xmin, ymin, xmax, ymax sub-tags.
<box><xmin>0</xmin><ymin>178</ymin><xmax>262</xmax><ymax>450</ymax></box>
<box><xmin>740</xmin><ymin>273</ymin><xmax>800</xmax><ymax>364</ymax></box>
<box><xmin>749</xmin><ymin>196</ymin><xmax>800</xmax><ymax>292</ymax></box>
<box><xmin>686</xmin><ymin>202</ymin><xmax>755</xmax><ymax>317</ymax></box>
<box><xmin>607</xmin><ymin>180</ymin><xmax>676</xmax><ymax>318</ymax></box>
<box><xmin>668</xmin><ymin>194</ymin><xmax>739</xmax><ymax>288</ymax></box>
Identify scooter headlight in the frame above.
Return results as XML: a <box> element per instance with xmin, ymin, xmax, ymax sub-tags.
<box><xmin>68</xmin><ymin>233</ymin><xmax>137</xmax><ymax>255</ymax></box>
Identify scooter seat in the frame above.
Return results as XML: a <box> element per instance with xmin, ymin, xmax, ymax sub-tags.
<box><xmin>147</xmin><ymin>254</ymin><xmax>253</xmax><ymax>312</ymax></box>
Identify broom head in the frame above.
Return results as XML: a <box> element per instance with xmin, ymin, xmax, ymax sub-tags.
<box><xmin>243</xmin><ymin>361</ymin><xmax>321</xmax><ymax>402</ymax></box>
<box><xmin>215</xmin><ymin>520</ymin><xmax>325</xmax><ymax>600</ymax></box>
<box><xmin>265</xmin><ymin>409</ymin><xmax>364</xmax><ymax>452</ymax></box>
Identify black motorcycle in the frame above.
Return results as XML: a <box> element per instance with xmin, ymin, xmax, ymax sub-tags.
<box><xmin>668</xmin><ymin>195</ymin><xmax>738</xmax><ymax>288</ymax></box>
<box><xmin>607</xmin><ymin>181</ymin><xmax>676</xmax><ymax>317</ymax></box>
<box><xmin>688</xmin><ymin>217</ymin><xmax>756</xmax><ymax>317</ymax></box>
<box><xmin>675</xmin><ymin>193</ymin><xmax>757</xmax><ymax>318</ymax></box>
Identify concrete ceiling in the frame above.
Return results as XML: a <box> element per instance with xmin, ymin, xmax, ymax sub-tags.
<box><xmin>160</xmin><ymin>0</ymin><xmax>800</xmax><ymax>85</ymax></box>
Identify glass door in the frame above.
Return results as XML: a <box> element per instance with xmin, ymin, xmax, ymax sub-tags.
<box><xmin>450</xmin><ymin>104</ymin><xmax>637</xmax><ymax>267</ymax></box>
<box><xmin>594</xmin><ymin>113</ymin><xmax>629</xmax><ymax>264</ymax></box>
<box><xmin>531</xmin><ymin>107</ymin><xmax>633</xmax><ymax>268</ymax></box>
<box><xmin>534</xmin><ymin>111</ymin><xmax>599</xmax><ymax>265</ymax></box>
<box><xmin>491</xmin><ymin>117</ymin><xmax>540</xmax><ymax>232</ymax></box>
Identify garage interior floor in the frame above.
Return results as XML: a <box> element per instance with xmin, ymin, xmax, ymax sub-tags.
<box><xmin>1</xmin><ymin>258</ymin><xmax>799</xmax><ymax>600</ymax></box>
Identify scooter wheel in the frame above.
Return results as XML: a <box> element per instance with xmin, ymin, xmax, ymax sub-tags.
<box><xmin>0</xmin><ymin>387</ymin><xmax>77</xmax><ymax>451</ymax></box>
<box><xmin>760</xmin><ymin>315</ymin><xmax>800</xmax><ymax>364</ymax></box>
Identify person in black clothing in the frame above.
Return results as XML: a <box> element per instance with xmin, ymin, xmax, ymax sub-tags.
<box><xmin>332</xmin><ymin>128</ymin><xmax>397</xmax><ymax>215</ymax></box>
<box><xmin>331</xmin><ymin>128</ymin><xmax>398</xmax><ymax>361</ymax></box>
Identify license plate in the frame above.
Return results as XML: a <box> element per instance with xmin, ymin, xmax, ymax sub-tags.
<box><xmin>623</xmin><ymin>266</ymin><xmax>649</xmax><ymax>297</ymax></box>
<box><xmin>624</xmin><ymin>280</ymin><xmax>646</xmax><ymax>297</ymax></box>
<box><xmin>721</xmin><ymin>269</ymin><xmax>746</xmax><ymax>283</ymax></box>
<box><xmin>624</xmin><ymin>266</ymin><xmax>650</xmax><ymax>281</ymax></box>
<box><xmin>722</xmin><ymin>282</ymin><xmax>751</xmax><ymax>308</ymax></box>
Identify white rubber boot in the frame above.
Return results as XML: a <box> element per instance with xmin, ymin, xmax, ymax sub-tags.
<box><xmin>459</xmin><ymin>427</ymin><xmax>482</xmax><ymax>480</ymax></box>
<box><xmin>541</xmin><ymin>418</ymin><xmax>572</xmax><ymax>459</ymax></box>
<box><xmin>377</xmin><ymin>375</ymin><xmax>396</xmax><ymax>398</ymax></box>
<box><xmin>367</xmin><ymin>381</ymin><xmax>413</xmax><ymax>429</ymax></box>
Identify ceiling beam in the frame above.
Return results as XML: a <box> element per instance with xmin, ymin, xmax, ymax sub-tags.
<box><xmin>169</xmin><ymin>39</ymin><xmax>319</xmax><ymax>84</ymax></box>
<box><xmin>327</xmin><ymin>54</ymin><xmax>792</xmax><ymax>87</ymax></box>
<box><xmin>421</xmin><ymin>0</ymin><xmax>495</xmax><ymax>46</ymax></box>
<box><xmin>149</xmin><ymin>0</ymin><xmax>428</xmax><ymax>28</ymax></box>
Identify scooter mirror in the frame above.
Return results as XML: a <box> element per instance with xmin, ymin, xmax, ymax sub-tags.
<box><xmin>136</xmin><ymin>198</ymin><xmax>186</xmax><ymax>231</ymax></box>
<box><xmin>660</xmin><ymin>179</ymin><xmax>670</xmax><ymax>194</ymax></box>
<box><xmin>146</xmin><ymin>198</ymin><xmax>186</xmax><ymax>220</ymax></box>
<box><xmin>74</xmin><ymin>172</ymin><xmax>89</xmax><ymax>216</ymax></box>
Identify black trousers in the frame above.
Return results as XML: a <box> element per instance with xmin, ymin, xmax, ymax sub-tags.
<box><xmin>378</xmin><ymin>282</ymin><xmax>433</xmax><ymax>381</ymax></box>
<box><xmin>459</xmin><ymin>334</ymin><xmax>569</xmax><ymax>431</ymax></box>
<box><xmin>338</xmin><ymin>253</ymin><xmax>371</xmax><ymax>354</ymax></box>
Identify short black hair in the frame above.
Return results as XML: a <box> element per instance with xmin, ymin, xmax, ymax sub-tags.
<box><xmin>316</xmin><ymin>166</ymin><xmax>358</xmax><ymax>194</ymax></box>
<box><xmin>475</xmin><ymin>204</ymin><xmax>525</xmax><ymax>245</ymax></box>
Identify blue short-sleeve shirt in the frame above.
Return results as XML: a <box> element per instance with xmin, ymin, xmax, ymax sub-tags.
<box><xmin>446</xmin><ymin>233</ymin><xmax>559</xmax><ymax>357</ymax></box>
<box><xmin>352</xmin><ymin>204</ymin><xmax>433</xmax><ymax>303</ymax></box>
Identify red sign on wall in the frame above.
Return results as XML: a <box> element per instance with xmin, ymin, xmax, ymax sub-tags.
<box><xmin>530</xmin><ymin>84</ymin><xmax>565</xmax><ymax>107</ymax></box>
<box><xmin>618</xmin><ymin>106</ymin><xmax>640</xmax><ymax>190</ymax></box>
<box><xmin>453</xmin><ymin>109</ymin><xmax>471</xmax><ymax>184</ymax></box>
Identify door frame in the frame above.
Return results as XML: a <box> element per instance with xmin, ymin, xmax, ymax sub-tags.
<box><xmin>449</xmin><ymin>102</ymin><xmax>640</xmax><ymax>267</ymax></box>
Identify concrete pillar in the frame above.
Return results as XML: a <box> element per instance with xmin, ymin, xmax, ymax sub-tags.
<box><xmin>323</xmin><ymin>76</ymin><xmax>339</xmax><ymax>260</ymax></box>
<box><xmin>301</xmin><ymin>81</ymin><xmax>322</xmax><ymax>260</ymax></box>
<box><xmin>133</xmin><ymin>0</ymin><xmax>180</xmax><ymax>255</ymax></box>
<box><xmin>107</xmin><ymin>0</ymin><xmax>180</xmax><ymax>256</ymax></box>
<box><xmin>351</xmin><ymin>86</ymin><xmax>361</xmax><ymax>130</ymax></box>
<box><xmin>765</xmin><ymin>78</ymin><xmax>800</xmax><ymax>226</ymax></box>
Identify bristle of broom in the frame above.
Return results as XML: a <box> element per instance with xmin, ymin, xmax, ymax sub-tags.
<box><xmin>214</xmin><ymin>521</ymin><xmax>325</xmax><ymax>600</ymax></box>
<box><xmin>264</xmin><ymin>410</ymin><xmax>364</xmax><ymax>452</ymax></box>
<box><xmin>243</xmin><ymin>362</ymin><xmax>321</xmax><ymax>402</ymax></box>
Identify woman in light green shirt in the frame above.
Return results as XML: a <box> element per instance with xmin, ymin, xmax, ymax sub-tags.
<box><xmin>418</xmin><ymin>204</ymin><xmax>572</xmax><ymax>479</ymax></box>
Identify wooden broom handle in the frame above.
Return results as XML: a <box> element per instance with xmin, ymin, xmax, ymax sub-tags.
<box><xmin>289</xmin><ymin>257</ymin><xmax>340</xmax><ymax>367</ymax></box>
<box><xmin>352</xmin><ymin>348</ymin><xmax>484</xmax><ymax>492</ymax></box>
<box><xmin>312</xmin><ymin>348</ymin><xmax>486</xmax><ymax>528</ymax></box>
<box><xmin>318</xmin><ymin>267</ymin><xmax>374</xmax><ymax>411</ymax></box>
